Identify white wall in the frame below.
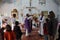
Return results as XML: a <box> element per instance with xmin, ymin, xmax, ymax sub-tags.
<box><xmin>0</xmin><ymin>0</ymin><xmax>59</xmax><ymax>22</ymax></box>
<box><xmin>39</xmin><ymin>0</ymin><xmax>58</xmax><ymax>17</ymax></box>
<box><xmin>58</xmin><ymin>5</ymin><xmax>60</xmax><ymax>22</ymax></box>
<box><xmin>46</xmin><ymin>0</ymin><xmax>58</xmax><ymax>17</ymax></box>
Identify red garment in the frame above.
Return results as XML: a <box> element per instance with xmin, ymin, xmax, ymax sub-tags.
<box><xmin>44</xmin><ymin>23</ymin><xmax>48</xmax><ymax>35</ymax></box>
<box><xmin>4</xmin><ymin>31</ymin><xmax>16</xmax><ymax>40</ymax></box>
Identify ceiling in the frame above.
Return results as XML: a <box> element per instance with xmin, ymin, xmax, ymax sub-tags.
<box><xmin>0</xmin><ymin>0</ymin><xmax>60</xmax><ymax>5</ymax></box>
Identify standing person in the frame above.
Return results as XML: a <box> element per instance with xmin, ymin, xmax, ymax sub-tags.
<box><xmin>29</xmin><ymin>14</ymin><xmax>32</xmax><ymax>31</ymax></box>
<box><xmin>56</xmin><ymin>25</ymin><xmax>60</xmax><ymax>40</ymax></box>
<box><xmin>44</xmin><ymin>18</ymin><xmax>49</xmax><ymax>40</ymax></box>
<box><xmin>38</xmin><ymin>12</ymin><xmax>45</xmax><ymax>37</ymax></box>
<box><xmin>4</xmin><ymin>25</ymin><xmax>16</xmax><ymax>40</ymax></box>
<box><xmin>46</xmin><ymin>15</ymin><xmax>50</xmax><ymax>40</ymax></box>
<box><xmin>0</xmin><ymin>19</ymin><xmax>7</xmax><ymax>40</ymax></box>
<box><xmin>48</xmin><ymin>11</ymin><xmax>58</xmax><ymax>40</ymax></box>
<box><xmin>11</xmin><ymin>18</ymin><xmax>16</xmax><ymax>31</ymax></box>
<box><xmin>13</xmin><ymin>21</ymin><xmax>22</xmax><ymax>40</ymax></box>
<box><xmin>24</xmin><ymin>14</ymin><xmax>32</xmax><ymax>36</ymax></box>
<box><xmin>0</xmin><ymin>28</ymin><xmax>5</xmax><ymax>40</ymax></box>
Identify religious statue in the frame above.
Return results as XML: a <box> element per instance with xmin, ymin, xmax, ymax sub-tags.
<box><xmin>11</xmin><ymin>9</ymin><xmax>18</xmax><ymax>19</ymax></box>
<box><xmin>11</xmin><ymin>9</ymin><xmax>18</xmax><ymax>30</ymax></box>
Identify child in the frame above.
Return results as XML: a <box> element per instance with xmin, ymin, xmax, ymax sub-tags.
<box><xmin>13</xmin><ymin>21</ymin><xmax>22</xmax><ymax>40</ymax></box>
<box><xmin>4</xmin><ymin>25</ymin><xmax>16</xmax><ymax>40</ymax></box>
<box><xmin>0</xmin><ymin>28</ymin><xmax>5</xmax><ymax>40</ymax></box>
<box><xmin>44</xmin><ymin>19</ymin><xmax>49</xmax><ymax>40</ymax></box>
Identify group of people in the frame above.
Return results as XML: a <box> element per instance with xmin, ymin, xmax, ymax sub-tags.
<box><xmin>0</xmin><ymin>21</ymin><xmax>22</xmax><ymax>40</ymax></box>
<box><xmin>24</xmin><ymin>11</ymin><xmax>58</xmax><ymax>40</ymax></box>
<box><xmin>0</xmin><ymin>11</ymin><xmax>59</xmax><ymax>40</ymax></box>
<box><xmin>38</xmin><ymin>11</ymin><xmax>58</xmax><ymax>40</ymax></box>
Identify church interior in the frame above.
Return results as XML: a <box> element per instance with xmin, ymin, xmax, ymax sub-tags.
<box><xmin>0</xmin><ymin>0</ymin><xmax>60</xmax><ymax>40</ymax></box>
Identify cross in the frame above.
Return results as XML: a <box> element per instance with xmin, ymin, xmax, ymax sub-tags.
<box><xmin>30</xmin><ymin>0</ymin><xmax>32</xmax><ymax>7</ymax></box>
<box><xmin>26</xmin><ymin>0</ymin><xmax>36</xmax><ymax>14</ymax></box>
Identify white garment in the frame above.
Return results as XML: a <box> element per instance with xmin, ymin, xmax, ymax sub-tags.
<box><xmin>38</xmin><ymin>16</ymin><xmax>45</xmax><ymax>35</ymax></box>
<box><xmin>11</xmin><ymin>23</ymin><xmax>15</xmax><ymax>30</ymax></box>
<box><xmin>25</xmin><ymin>29</ymin><xmax>29</xmax><ymax>36</ymax></box>
<box><xmin>11</xmin><ymin>18</ymin><xmax>16</xmax><ymax>23</ymax></box>
<box><xmin>32</xmin><ymin>20</ymin><xmax>37</xmax><ymax>28</ymax></box>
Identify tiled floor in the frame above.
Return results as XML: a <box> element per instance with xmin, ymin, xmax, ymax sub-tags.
<box><xmin>22</xmin><ymin>28</ymin><xmax>44</xmax><ymax>40</ymax></box>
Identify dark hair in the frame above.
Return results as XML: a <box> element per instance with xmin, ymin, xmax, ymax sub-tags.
<box><xmin>48</xmin><ymin>15</ymin><xmax>50</xmax><ymax>18</ymax></box>
<box><xmin>1</xmin><ymin>28</ymin><xmax>5</xmax><ymax>31</ymax></box>
<box><xmin>26</xmin><ymin>14</ymin><xmax>30</xmax><ymax>17</ymax></box>
<box><xmin>49</xmin><ymin>11</ymin><xmax>55</xmax><ymax>18</ymax></box>
<box><xmin>41</xmin><ymin>11</ymin><xmax>44</xmax><ymax>16</ymax></box>
<box><xmin>15</xmin><ymin>21</ymin><xmax>19</xmax><ymax>25</ymax></box>
<box><xmin>6</xmin><ymin>25</ymin><xmax>11</xmax><ymax>32</ymax></box>
<box><xmin>5</xmin><ymin>19</ymin><xmax>7</xmax><ymax>21</ymax></box>
<box><xmin>13</xmin><ymin>14</ymin><xmax>16</xmax><ymax>18</ymax></box>
<box><xmin>46</xmin><ymin>18</ymin><xmax>49</xmax><ymax>22</ymax></box>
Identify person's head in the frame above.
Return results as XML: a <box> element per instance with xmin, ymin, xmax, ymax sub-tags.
<box><xmin>2</xmin><ymin>21</ymin><xmax>6</xmax><ymax>24</ymax></box>
<box><xmin>41</xmin><ymin>11</ymin><xmax>44</xmax><ymax>16</ymax></box>
<box><xmin>13</xmin><ymin>14</ymin><xmax>16</xmax><ymax>18</ymax></box>
<box><xmin>1</xmin><ymin>28</ymin><xmax>5</xmax><ymax>31</ymax></box>
<box><xmin>26</xmin><ymin>14</ymin><xmax>30</xmax><ymax>17</ymax></box>
<box><xmin>46</xmin><ymin>18</ymin><xmax>49</xmax><ymax>22</ymax></box>
<box><xmin>6</xmin><ymin>24</ymin><xmax>11</xmax><ymax>32</ymax></box>
<box><xmin>5</xmin><ymin>19</ymin><xmax>7</xmax><ymax>21</ymax></box>
<box><xmin>49</xmin><ymin>11</ymin><xmax>55</xmax><ymax>18</ymax></box>
<box><xmin>48</xmin><ymin>15</ymin><xmax>50</xmax><ymax>18</ymax></box>
<box><xmin>15</xmin><ymin>21</ymin><xmax>19</xmax><ymax>25</ymax></box>
<box><xmin>2</xmin><ymin>19</ymin><xmax>7</xmax><ymax>24</ymax></box>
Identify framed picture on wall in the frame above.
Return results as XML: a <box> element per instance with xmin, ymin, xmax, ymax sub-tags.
<box><xmin>42</xmin><ymin>11</ymin><xmax>48</xmax><ymax>18</ymax></box>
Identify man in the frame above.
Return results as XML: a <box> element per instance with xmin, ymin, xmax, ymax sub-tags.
<box><xmin>24</xmin><ymin>14</ymin><xmax>32</xmax><ymax>36</ymax></box>
<box><xmin>38</xmin><ymin>12</ymin><xmax>45</xmax><ymax>37</ymax></box>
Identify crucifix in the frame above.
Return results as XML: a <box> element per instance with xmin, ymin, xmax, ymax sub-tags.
<box><xmin>26</xmin><ymin>0</ymin><xmax>36</xmax><ymax>14</ymax></box>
